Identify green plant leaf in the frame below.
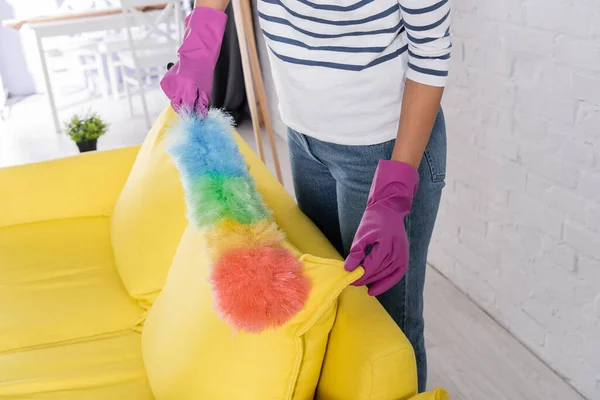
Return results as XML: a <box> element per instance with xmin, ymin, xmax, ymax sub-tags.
<box><xmin>63</xmin><ymin>111</ymin><xmax>108</xmax><ymax>143</ymax></box>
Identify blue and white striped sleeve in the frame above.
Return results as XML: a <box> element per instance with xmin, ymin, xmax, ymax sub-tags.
<box><xmin>399</xmin><ymin>0</ymin><xmax>452</xmax><ymax>87</ymax></box>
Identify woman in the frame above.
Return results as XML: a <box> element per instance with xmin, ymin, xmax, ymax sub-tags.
<box><xmin>161</xmin><ymin>0</ymin><xmax>449</xmax><ymax>392</ymax></box>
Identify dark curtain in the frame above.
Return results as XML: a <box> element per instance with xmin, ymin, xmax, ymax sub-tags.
<box><xmin>189</xmin><ymin>1</ymin><xmax>248</xmax><ymax>125</ymax></box>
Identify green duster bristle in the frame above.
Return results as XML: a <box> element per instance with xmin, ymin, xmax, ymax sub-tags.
<box><xmin>185</xmin><ymin>174</ymin><xmax>269</xmax><ymax>227</ymax></box>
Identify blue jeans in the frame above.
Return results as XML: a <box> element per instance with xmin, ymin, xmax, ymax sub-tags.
<box><xmin>287</xmin><ymin>109</ymin><xmax>446</xmax><ymax>393</ymax></box>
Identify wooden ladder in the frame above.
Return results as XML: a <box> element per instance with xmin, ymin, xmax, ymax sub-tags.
<box><xmin>230</xmin><ymin>0</ymin><xmax>283</xmax><ymax>183</ymax></box>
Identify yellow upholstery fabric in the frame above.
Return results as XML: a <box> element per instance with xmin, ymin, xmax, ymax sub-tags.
<box><xmin>0</xmin><ymin>217</ymin><xmax>142</xmax><ymax>353</ymax></box>
<box><xmin>110</xmin><ymin>107</ymin><xmax>341</xmax><ymax>309</ymax></box>
<box><xmin>110</xmin><ymin>109</ymin><xmax>188</xmax><ymax>307</ymax></box>
<box><xmin>0</xmin><ymin>146</ymin><xmax>139</xmax><ymax>229</ymax></box>
<box><xmin>0</xmin><ymin>331</ymin><xmax>152</xmax><ymax>399</ymax></box>
<box><xmin>141</xmin><ymin>227</ymin><xmax>361</xmax><ymax>400</ymax></box>
<box><xmin>316</xmin><ymin>285</ymin><xmax>418</xmax><ymax>400</ymax></box>
<box><xmin>0</xmin><ymin>106</ymin><xmax>450</xmax><ymax>399</ymax></box>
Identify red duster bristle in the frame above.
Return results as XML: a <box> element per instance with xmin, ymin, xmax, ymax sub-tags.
<box><xmin>209</xmin><ymin>246</ymin><xmax>310</xmax><ymax>333</ymax></box>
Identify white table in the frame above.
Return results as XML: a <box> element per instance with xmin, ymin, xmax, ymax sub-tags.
<box><xmin>3</xmin><ymin>5</ymin><xmax>165</xmax><ymax>133</ymax></box>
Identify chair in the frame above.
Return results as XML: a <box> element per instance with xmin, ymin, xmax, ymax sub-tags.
<box><xmin>0</xmin><ymin>107</ymin><xmax>450</xmax><ymax>399</ymax></box>
<box><xmin>117</xmin><ymin>0</ymin><xmax>183</xmax><ymax>128</ymax></box>
<box><xmin>43</xmin><ymin>0</ymin><xmax>119</xmax><ymax>98</ymax></box>
<box><xmin>44</xmin><ymin>37</ymin><xmax>107</xmax><ymax>97</ymax></box>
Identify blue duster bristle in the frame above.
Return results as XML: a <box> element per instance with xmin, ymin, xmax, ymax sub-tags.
<box><xmin>166</xmin><ymin>109</ymin><xmax>248</xmax><ymax>180</ymax></box>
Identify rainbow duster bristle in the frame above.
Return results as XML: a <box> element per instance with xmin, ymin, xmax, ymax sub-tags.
<box><xmin>166</xmin><ymin>108</ymin><xmax>310</xmax><ymax>333</ymax></box>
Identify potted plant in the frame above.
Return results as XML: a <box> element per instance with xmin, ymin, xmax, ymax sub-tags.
<box><xmin>64</xmin><ymin>112</ymin><xmax>108</xmax><ymax>152</ymax></box>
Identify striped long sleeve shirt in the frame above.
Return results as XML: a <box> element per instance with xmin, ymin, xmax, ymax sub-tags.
<box><xmin>257</xmin><ymin>0</ymin><xmax>452</xmax><ymax>145</ymax></box>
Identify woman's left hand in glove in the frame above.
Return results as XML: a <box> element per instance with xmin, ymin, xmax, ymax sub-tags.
<box><xmin>344</xmin><ymin>160</ymin><xmax>419</xmax><ymax>296</ymax></box>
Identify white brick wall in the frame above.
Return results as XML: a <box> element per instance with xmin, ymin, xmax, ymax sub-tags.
<box><xmin>432</xmin><ymin>1</ymin><xmax>600</xmax><ymax>398</ymax></box>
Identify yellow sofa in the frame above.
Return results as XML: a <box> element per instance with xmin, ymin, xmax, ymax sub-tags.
<box><xmin>0</xmin><ymin>108</ymin><xmax>448</xmax><ymax>400</ymax></box>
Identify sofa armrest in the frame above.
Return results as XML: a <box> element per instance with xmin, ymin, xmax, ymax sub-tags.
<box><xmin>0</xmin><ymin>146</ymin><xmax>140</xmax><ymax>229</ymax></box>
<box><xmin>317</xmin><ymin>286</ymin><xmax>418</xmax><ymax>400</ymax></box>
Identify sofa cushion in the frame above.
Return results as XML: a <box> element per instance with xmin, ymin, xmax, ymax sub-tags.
<box><xmin>110</xmin><ymin>108</ymin><xmax>188</xmax><ymax>307</ymax></box>
<box><xmin>141</xmin><ymin>226</ymin><xmax>361</xmax><ymax>400</ymax></box>
<box><xmin>110</xmin><ymin>108</ymin><xmax>342</xmax><ymax>309</ymax></box>
<box><xmin>0</xmin><ymin>217</ymin><xmax>143</xmax><ymax>353</ymax></box>
<box><xmin>0</xmin><ymin>331</ymin><xmax>152</xmax><ymax>399</ymax></box>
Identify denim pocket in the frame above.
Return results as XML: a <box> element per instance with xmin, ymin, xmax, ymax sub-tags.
<box><xmin>423</xmin><ymin>109</ymin><xmax>447</xmax><ymax>183</ymax></box>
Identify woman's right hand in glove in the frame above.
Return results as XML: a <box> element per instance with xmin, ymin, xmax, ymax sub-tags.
<box><xmin>160</xmin><ymin>6</ymin><xmax>227</xmax><ymax>115</ymax></box>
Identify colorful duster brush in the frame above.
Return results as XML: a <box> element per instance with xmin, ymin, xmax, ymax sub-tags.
<box><xmin>166</xmin><ymin>109</ymin><xmax>310</xmax><ymax>333</ymax></box>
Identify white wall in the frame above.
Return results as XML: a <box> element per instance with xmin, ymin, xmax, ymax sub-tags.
<box><xmin>430</xmin><ymin>1</ymin><xmax>600</xmax><ymax>398</ymax></box>
<box><xmin>0</xmin><ymin>0</ymin><xmax>38</xmax><ymax>96</ymax></box>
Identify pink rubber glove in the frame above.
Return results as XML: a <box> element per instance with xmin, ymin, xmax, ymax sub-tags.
<box><xmin>160</xmin><ymin>7</ymin><xmax>227</xmax><ymax>115</ymax></box>
<box><xmin>345</xmin><ymin>160</ymin><xmax>419</xmax><ymax>296</ymax></box>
